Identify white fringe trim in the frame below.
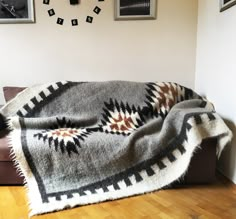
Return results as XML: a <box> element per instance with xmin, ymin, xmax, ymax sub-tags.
<box><xmin>6</xmin><ymin>117</ymin><xmax>40</xmax><ymax>217</ymax></box>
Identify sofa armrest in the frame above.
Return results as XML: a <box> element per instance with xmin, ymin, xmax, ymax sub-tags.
<box><xmin>184</xmin><ymin>138</ymin><xmax>217</xmax><ymax>183</ymax></box>
<box><xmin>173</xmin><ymin>137</ymin><xmax>217</xmax><ymax>186</ymax></box>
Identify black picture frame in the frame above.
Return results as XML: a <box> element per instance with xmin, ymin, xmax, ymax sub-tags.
<box><xmin>220</xmin><ymin>0</ymin><xmax>236</xmax><ymax>12</ymax></box>
<box><xmin>115</xmin><ymin>0</ymin><xmax>157</xmax><ymax>20</ymax></box>
<box><xmin>0</xmin><ymin>0</ymin><xmax>35</xmax><ymax>23</ymax></box>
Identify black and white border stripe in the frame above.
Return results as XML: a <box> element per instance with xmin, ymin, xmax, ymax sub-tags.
<box><xmin>16</xmin><ymin>81</ymin><xmax>78</xmax><ymax>118</ymax></box>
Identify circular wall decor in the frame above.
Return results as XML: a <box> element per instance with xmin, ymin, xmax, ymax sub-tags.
<box><xmin>43</xmin><ymin>0</ymin><xmax>104</xmax><ymax>26</ymax></box>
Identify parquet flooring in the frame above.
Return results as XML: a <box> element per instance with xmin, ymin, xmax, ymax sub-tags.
<box><xmin>0</xmin><ymin>175</ymin><xmax>235</xmax><ymax>219</ymax></box>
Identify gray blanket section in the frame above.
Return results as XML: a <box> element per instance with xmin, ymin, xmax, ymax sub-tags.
<box><xmin>31</xmin><ymin>81</ymin><xmax>149</xmax><ymax>119</ymax></box>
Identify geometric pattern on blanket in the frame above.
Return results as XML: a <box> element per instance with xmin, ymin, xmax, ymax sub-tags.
<box><xmin>33</xmin><ymin>117</ymin><xmax>91</xmax><ymax>155</ymax></box>
<box><xmin>0</xmin><ymin>81</ymin><xmax>232</xmax><ymax>216</ymax></box>
<box><xmin>33</xmin><ymin>82</ymin><xmax>198</xmax><ymax>155</ymax></box>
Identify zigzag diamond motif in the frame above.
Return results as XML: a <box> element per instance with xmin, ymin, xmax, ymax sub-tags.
<box><xmin>100</xmin><ymin>99</ymin><xmax>146</xmax><ymax>135</ymax></box>
<box><xmin>144</xmin><ymin>82</ymin><xmax>194</xmax><ymax>119</ymax></box>
<box><xmin>34</xmin><ymin>117</ymin><xmax>90</xmax><ymax>156</ymax></box>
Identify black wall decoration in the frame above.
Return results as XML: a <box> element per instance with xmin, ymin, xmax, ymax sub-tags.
<box><xmin>43</xmin><ymin>0</ymin><xmax>104</xmax><ymax>26</ymax></box>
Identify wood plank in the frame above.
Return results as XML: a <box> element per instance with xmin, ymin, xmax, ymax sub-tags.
<box><xmin>0</xmin><ymin>176</ymin><xmax>235</xmax><ymax>219</ymax></box>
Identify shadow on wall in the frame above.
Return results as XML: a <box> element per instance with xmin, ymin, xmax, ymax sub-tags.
<box><xmin>217</xmin><ymin>119</ymin><xmax>236</xmax><ymax>183</ymax></box>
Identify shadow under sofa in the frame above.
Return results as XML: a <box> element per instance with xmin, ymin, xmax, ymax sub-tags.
<box><xmin>0</xmin><ymin>86</ymin><xmax>217</xmax><ymax>185</ymax></box>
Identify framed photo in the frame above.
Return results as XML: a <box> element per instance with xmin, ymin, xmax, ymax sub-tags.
<box><xmin>0</xmin><ymin>0</ymin><xmax>35</xmax><ymax>23</ymax></box>
<box><xmin>220</xmin><ymin>0</ymin><xmax>236</xmax><ymax>12</ymax></box>
<box><xmin>115</xmin><ymin>0</ymin><xmax>157</xmax><ymax>20</ymax></box>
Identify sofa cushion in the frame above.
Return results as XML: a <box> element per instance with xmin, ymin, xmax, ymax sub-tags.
<box><xmin>3</xmin><ymin>86</ymin><xmax>26</xmax><ymax>102</ymax></box>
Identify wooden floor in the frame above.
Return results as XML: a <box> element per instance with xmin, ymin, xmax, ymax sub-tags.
<box><xmin>0</xmin><ymin>176</ymin><xmax>236</xmax><ymax>219</ymax></box>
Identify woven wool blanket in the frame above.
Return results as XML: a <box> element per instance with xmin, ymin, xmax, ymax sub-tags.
<box><xmin>0</xmin><ymin>81</ymin><xmax>232</xmax><ymax>216</ymax></box>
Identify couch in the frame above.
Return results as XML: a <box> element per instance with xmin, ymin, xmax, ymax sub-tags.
<box><xmin>0</xmin><ymin>86</ymin><xmax>217</xmax><ymax>185</ymax></box>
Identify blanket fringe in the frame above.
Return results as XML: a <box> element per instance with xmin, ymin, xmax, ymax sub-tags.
<box><xmin>6</xmin><ymin>118</ymin><xmax>33</xmax><ymax>217</ymax></box>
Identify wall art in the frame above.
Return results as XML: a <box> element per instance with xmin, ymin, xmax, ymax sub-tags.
<box><xmin>115</xmin><ymin>0</ymin><xmax>156</xmax><ymax>20</ymax></box>
<box><xmin>220</xmin><ymin>0</ymin><xmax>236</xmax><ymax>12</ymax></box>
<box><xmin>0</xmin><ymin>0</ymin><xmax>35</xmax><ymax>23</ymax></box>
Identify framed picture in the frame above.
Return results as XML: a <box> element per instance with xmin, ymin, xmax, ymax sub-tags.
<box><xmin>0</xmin><ymin>0</ymin><xmax>35</xmax><ymax>23</ymax></box>
<box><xmin>115</xmin><ymin>0</ymin><xmax>157</xmax><ymax>20</ymax></box>
<box><xmin>220</xmin><ymin>0</ymin><xmax>236</xmax><ymax>12</ymax></box>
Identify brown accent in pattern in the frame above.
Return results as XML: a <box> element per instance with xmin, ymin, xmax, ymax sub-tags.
<box><xmin>156</xmin><ymin>83</ymin><xmax>179</xmax><ymax>109</ymax></box>
<box><xmin>51</xmin><ymin>128</ymin><xmax>79</xmax><ymax>138</ymax></box>
<box><xmin>110</xmin><ymin>114</ymin><xmax>134</xmax><ymax>131</ymax></box>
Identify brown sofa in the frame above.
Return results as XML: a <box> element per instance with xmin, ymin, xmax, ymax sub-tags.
<box><xmin>0</xmin><ymin>87</ymin><xmax>26</xmax><ymax>184</ymax></box>
<box><xmin>0</xmin><ymin>87</ymin><xmax>217</xmax><ymax>185</ymax></box>
<box><xmin>0</xmin><ymin>130</ymin><xmax>24</xmax><ymax>184</ymax></box>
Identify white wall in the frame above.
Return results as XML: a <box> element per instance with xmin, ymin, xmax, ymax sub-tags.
<box><xmin>196</xmin><ymin>0</ymin><xmax>236</xmax><ymax>183</ymax></box>
<box><xmin>0</xmin><ymin>0</ymin><xmax>198</xmax><ymax>104</ymax></box>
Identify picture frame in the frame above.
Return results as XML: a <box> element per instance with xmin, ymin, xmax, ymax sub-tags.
<box><xmin>220</xmin><ymin>0</ymin><xmax>236</xmax><ymax>12</ymax></box>
<box><xmin>115</xmin><ymin>0</ymin><xmax>157</xmax><ymax>20</ymax></box>
<box><xmin>0</xmin><ymin>0</ymin><xmax>35</xmax><ymax>23</ymax></box>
